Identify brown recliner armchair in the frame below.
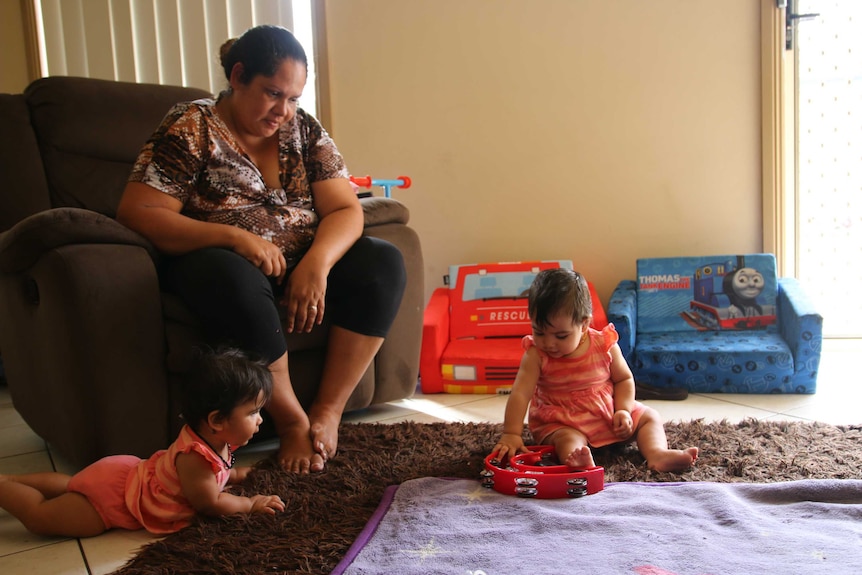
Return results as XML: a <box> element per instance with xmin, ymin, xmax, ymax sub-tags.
<box><xmin>0</xmin><ymin>76</ymin><xmax>423</xmax><ymax>467</ymax></box>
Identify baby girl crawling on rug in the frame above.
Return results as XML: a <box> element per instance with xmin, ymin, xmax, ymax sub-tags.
<box><xmin>0</xmin><ymin>349</ymin><xmax>284</xmax><ymax>537</ymax></box>
<box><xmin>491</xmin><ymin>268</ymin><xmax>699</xmax><ymax>472</ymax></box>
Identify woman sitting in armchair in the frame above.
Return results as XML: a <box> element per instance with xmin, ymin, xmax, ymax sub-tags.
<box><xmin>117</xmin><ymin>25</ymin><xmax>406</xmax><ymax>474</ymax></box>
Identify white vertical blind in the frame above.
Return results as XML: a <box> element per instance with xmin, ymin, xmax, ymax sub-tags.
<box><xmin>62</xmin><ymin>1</ymin><xmax>87</xmax><ymax>75</ymax></box>
<box><xmin>33</xmin><ymin>0</ymin><xmax>311</xmax><ymax>103</ymax></box>
<box><xmin>203</xmin><ymin>0</ymin><xmax>229</xmax><ymax>91</ymax></box>
<box><xmin>178</xmin><ymin>0</ymin><xmax>210</xmax><ymax>91</ymax></box>
<box><xmin>40</xmin><ymin>0</ymin><xmax>68</xmax><ymax>76</ymax></box>
<box><xmin>109</xmin><ymin>0</ymin><xmax>136</xmax><ymax>83</ymax></box>
<box><xmin>155</xmin><ymin>0</ymin><xmax>183</xmax><ymax>86</ymax></box>
<box><xmin>129</xmin><ymin>0</ymin><xmax>159</xmax><ymax>84</ymax></box>
<box><xmin>83</xmin><ymin>0</ymin><xmax>114</xmax><ymax>78</ymax></box>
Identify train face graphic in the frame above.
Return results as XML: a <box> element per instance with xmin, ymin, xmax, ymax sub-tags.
<box><xmin>686</xmin><ymin>257</ymin><xmax>776</xmax><ymax>330</ymax></box>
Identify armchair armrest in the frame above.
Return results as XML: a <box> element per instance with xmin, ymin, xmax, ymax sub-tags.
<box><xmin>420</xmin><ymin>287</ymin><xmax>451</xmax><ymax>393</ymax></box>
<box><xmin>0</xmin><ymin>201</ymin><xmax>404</xmax><ymax>274</ymax></box>
<box><xmin>357</xmin><ymin>197</ymin><xmax>423</xmax><ymax>404</ymax></box>
<box><xmin>777</xmin><ymin>277</ymin><xmax>823</xmax><ymax>376</ymax></box>
<box><xmin>607</xmin><ymin>280</ymin><xmax>638</xmax><ymax>360</ymax></box>
<box><xmin>0</xmin><ymin>240</ymin><xmax>170</xmax><ymax>465</ymax></box>
<box><xmin>360</xmin><ymin>197</ymin><xmax>410</xmax><ymax>227</ymax></box>
<box><xmin>0</xmin><ymin>207</ymin><xmax>170</xmax><ymax>465</ymax></box>
<box><xmin>0</xmin><ymin>207</ymin><xmax>157</xmax><ymax>273</ymax></box>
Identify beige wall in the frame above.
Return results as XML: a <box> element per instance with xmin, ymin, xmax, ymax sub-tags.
<box><xmin>1</xmin><ymin>0</ymin><xmax>767</xmax><ymax>310</ymax></box>
<box><xmin>323</xmin><ymin>0</ymin><xmax>764</xmax><ymax>307</ymax></box>
<box><xmin>0</xmin><ymin>0</ymin><xmax>30</xmax><ymax>93</ymax></box>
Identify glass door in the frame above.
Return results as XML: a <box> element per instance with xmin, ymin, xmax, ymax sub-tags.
<box><xmin>792</xmin><ymin>0</ymin><xmax>862</xmax><ymax>337</ymax></box>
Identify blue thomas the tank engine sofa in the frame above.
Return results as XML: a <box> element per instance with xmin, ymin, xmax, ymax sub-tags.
<box><xmin>607</xmin><ymin>254</ymin><xmax>822</xmax><ymax>394</ymax></box>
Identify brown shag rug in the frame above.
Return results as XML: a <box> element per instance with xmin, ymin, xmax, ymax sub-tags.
<box><xmin>111</xmin><ymin>418</ymin><xmax>862</xmax><ymax>575</ymax></box>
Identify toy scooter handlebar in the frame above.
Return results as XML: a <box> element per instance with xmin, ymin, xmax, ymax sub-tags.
<box><xmin>349</xmin><ymin>176</ymin><xmax>412</xmax><ymax>189</ymax></box>
<box><xmin>349</xmin><ymin>176</ymin><xmax>412</xmax><ymax>198</ymax></box>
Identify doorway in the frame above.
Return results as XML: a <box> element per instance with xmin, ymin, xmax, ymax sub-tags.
<box><xmin>791</xmin><ymin>0</ymin><xmax>861</xmax><ymax>338</ymax></box>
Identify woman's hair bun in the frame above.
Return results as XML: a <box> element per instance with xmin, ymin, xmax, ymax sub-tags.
<box><xmin>219</xmin><ymin>38</ymin><xmax>238</xmax><ymax>68</ymax></box>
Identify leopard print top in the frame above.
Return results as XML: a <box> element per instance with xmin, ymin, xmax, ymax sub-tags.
<box><xmin>129</xmin><ymin>98</ymin><xmax>348</xmax><ymax>266</ymax></box>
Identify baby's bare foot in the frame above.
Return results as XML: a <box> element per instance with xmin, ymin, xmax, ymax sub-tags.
<box><xmin>648</xmin><ymin>447</ymin><xmax>699</xmax><ymax>472</ymax></box>
<box><xmin>564</xmin><ymin>446</ymin><xmax>595</xmax><ymax>469</ymax></box>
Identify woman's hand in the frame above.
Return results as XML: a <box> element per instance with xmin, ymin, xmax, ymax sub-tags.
<box><xmin>491</xmin><ymin>432</ymin><xmax>529</xmax><ymax>464</ymax></box>
<box><xmin>281</xmin><ymin>256</ymin><xmax>328</xmax><ymax>333</ymax></box>
<box><xmin>270</xmin><ymin>177</ymin><xmax>362</xmax><ymax>333</ymax></box>
<box><xmin>231</xmin><ymin>230</ymin><xmax>287</xmax><ymax>283</ymax></box>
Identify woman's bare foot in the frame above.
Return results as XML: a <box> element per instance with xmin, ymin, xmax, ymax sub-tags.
<box><xmin>277</xmin><ymin>422</ymin><xmax>326</xmax><ymax>474</ymax></box>
<box><xmin>564</xmin><ymin>446</ymin><xmax>595</xmax><ymax>469</ymax></box>
<box><xmin>308</xmin><ymin>406</ymin><xmax>342</xmax><ymax>464</ymax></box>
<box><xmin>647</xmin><ymin>447</ymin><xmax>699</xmax><ymax>472</ymax></box>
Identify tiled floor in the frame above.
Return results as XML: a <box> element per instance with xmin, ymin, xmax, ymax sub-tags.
<box><xmin>1</xmin><ymin>338</ymin><xmax>859</xmax><ymax>573</ymax></box>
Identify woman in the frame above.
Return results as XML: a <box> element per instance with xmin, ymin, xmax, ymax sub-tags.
<box><xmin>117</xmin><ymin>25</ymin><xmax>406</xmax><ymax>474</ymax></box>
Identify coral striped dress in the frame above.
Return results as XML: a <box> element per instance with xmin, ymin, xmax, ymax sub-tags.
<box><xmin>125</xmin><ymin>425</ymin><xmax>232</xmax><ymax>533</ymax></box>
<box><xmin>67</xmin><ymin>425</ymin><xmax>233</xmax><ymax>533</ymax></box>
<box><xmin>526</xmin><ymin>324</ymin><xmax>646</xmax><ymax>447</ymax></box>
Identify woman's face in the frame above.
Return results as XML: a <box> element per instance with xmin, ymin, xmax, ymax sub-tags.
<box><xmin>230</xmin><ymin>58</ymin><xmax>307</xmax><ymax>139</ymax></box>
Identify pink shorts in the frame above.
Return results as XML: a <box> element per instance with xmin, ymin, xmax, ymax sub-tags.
<box><xmin>67</xmin><ymin>455</ymin><xmax>143</xmax><ymax>530</ymax></box>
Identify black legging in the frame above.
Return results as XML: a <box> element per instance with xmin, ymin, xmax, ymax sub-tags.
<box><xmin>160</xmin><ymin>237</ymin><xmax>406</xmax><ymax>363</ymax></box>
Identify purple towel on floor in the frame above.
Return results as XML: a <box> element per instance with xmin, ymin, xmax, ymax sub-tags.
<box><xmin>332</xmin><ymin>478</ymin><xmax>862</xmax><ymax>575</ymax></box>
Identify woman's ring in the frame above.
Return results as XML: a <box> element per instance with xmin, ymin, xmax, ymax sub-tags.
<box><xmin>309</xmin><ymin>305</ymin><xmax>318</xmax><ymax>312</ymax></box>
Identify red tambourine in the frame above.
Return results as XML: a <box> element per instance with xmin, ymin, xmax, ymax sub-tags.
<box><xmin>481</xmin><ymin>445</ymin><xmax>604</xmax><ymax>499</ymax></box>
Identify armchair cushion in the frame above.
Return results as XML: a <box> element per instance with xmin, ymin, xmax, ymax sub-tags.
<box><xmin>24</xmin><ymin>76</ymin><xmax>211</xmax><ymax>215</ymax></box>
<box><xmin>0</xmin><ymin>94</ymin><xmax>50</xmax><ymax>231</ymax></box>
<box><xmin>636</xmin><ymin>254</ymin><xmax>777</xmax><ymax>333</ymax></box>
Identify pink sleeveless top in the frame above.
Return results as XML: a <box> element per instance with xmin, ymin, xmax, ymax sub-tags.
<box><xmin>525</xmin><ymin>324</ymin><xmax>646</xmax><ymax>447</ymax></box>
<box><xmin>125</xmin><ymin>425</ymin><xmax>232</xmax><ymax>533</ymax></box>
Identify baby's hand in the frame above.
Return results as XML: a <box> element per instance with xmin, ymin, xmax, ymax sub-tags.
<box><xmin>491</xmin><ymin>433</ymin><xmax>528</xmax><ymax>464</ymax></box>
<box><xmin>249</xmin><ymin>494</ymin><xmax>285</xmax><ymax>515</ymax></box>
<box><xmin>613</xmin><ymin>410</ymin><xmax>634</xmax><ymax>439</ymax></box>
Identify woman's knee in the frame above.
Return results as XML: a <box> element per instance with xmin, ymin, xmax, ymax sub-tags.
<box><xmin>161</xmin><ymin>248</ymin><xmax>286</xmax><ymax>361</ymax></box>
<box><xmin>344</xmin><ymin>238</ymin><xmax>405</xmax><ymax>285</ymax></box>
<box><xmin>369</xmin><ymin>239</ymin><xmax>406</xmax><ymax>285</ymax></box>
<box><xmin>164</xmin><ymin>248</ymin><xmax>274</xmax><ymax>307</ymax></box>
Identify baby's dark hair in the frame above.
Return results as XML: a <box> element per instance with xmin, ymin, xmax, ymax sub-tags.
<box><xmin>528</xmin><ymin>268</ymin><xmax>593</xmax><ymax>329</ymax></box>
<box><xmin>180</xmin><ymin>347</ymin><xmax>273</xmax><ymax>428</ymax></box>
<box><xmin>219</xmin><ymin>25</ymin><xmax>307</xmax><ymax>84</ymax></box>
